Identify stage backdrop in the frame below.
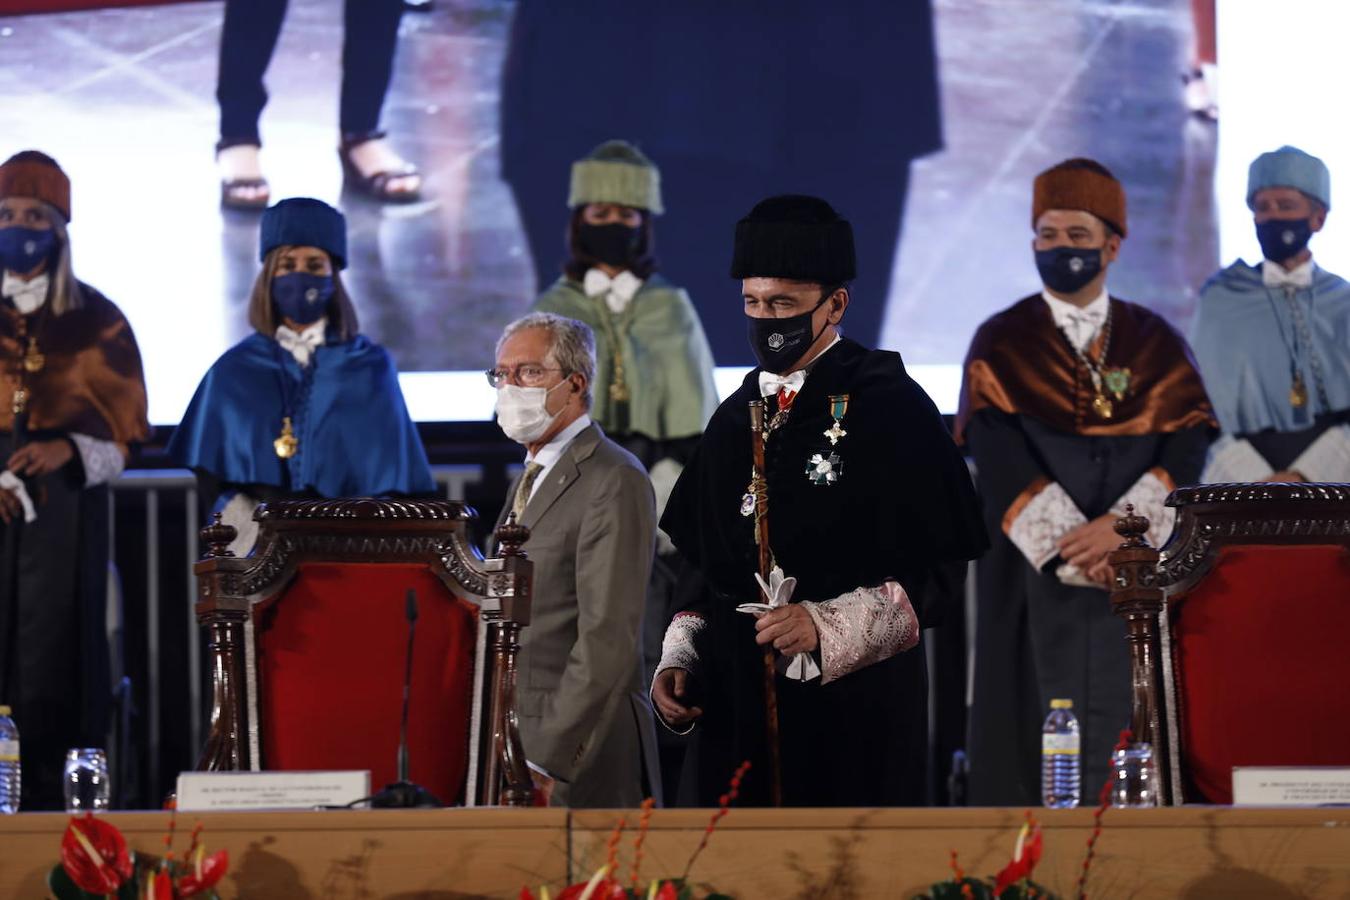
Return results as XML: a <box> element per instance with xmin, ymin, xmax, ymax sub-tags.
<box><xmin>0</xmin><ymin>0</ymin><xmax>1340</xmax><ymax>422</ymax></box>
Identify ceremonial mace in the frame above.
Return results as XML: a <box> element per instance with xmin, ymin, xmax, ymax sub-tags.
<box><xmin>748</xmin><ymin>399</ymin><xmax>784</xmax><ymax>807</ymax></box>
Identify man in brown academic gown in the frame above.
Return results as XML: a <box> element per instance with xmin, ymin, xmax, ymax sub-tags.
<box><xmin>0</xmin><ymin>151</ymin><xmax>150</xmax><ymax>809</ymax></box>
<box><xmin>958</xmin><ymin>159</ymin><xmax>1215</xmax><ymax>806</ymax></box>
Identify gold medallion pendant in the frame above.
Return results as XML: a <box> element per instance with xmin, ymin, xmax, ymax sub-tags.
<box><xmin>22</xmin><ymin>338</ymin><xmax>44</xmax><ymax>374</ymax></box>
<box><xmin>1290</xmin><ymin>373</ymin><xmax>1309</xmax><ymax>408</ymax></box>
<box><xmin>273</xmin><ymin>416</ymin><xmax>299</xmax><ymax>459</ymax></box>
<box><xmin>1092</xmin><ymin>393</ymin><xmax>1114</xmax><ymax>420</ymax></box>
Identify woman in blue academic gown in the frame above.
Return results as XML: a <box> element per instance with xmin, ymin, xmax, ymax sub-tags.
<box><xmin>169</xmin><ymin>198</ymin><xmax>433</xmax><ymax>552</ymax></box>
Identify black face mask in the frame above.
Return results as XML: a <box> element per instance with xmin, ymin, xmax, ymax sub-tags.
<box><xmin>1256</xmin><ymin>217</ymin><xmax>1312</xmax><ymax>264</ymax></box>
<box><xmin>746</xmin><ymin>293</ymin><xmax>830</xmax><ymax>375</ymax></box>
<box><xmin>1035</xmin><ymin>246</ymin><xmax>1103</xmax><ymax>295</ymax></box>
<box><xmin>577</xmin><ymin>222</ymin><xmax>642</xmax><ymax>267</ymax></box>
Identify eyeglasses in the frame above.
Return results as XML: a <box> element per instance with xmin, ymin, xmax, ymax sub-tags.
<box><xmin>485</xmin><ymin>364</ymin><xmax>565</xmax><ymax>388</ymax></box>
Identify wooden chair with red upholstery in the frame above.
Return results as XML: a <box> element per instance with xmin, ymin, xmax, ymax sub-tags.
<box><xmin>1109</xmin><ymin>483</ymin><xmax>1350</xmax><ymax>805</ymax></box>
<box><xmin>193</xmin><ymin>498</ymin><xmax>536</xmax><ymax>807</ymax></box>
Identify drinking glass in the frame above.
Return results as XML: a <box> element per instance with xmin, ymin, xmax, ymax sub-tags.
<box><xmin>64</xmin><ymin>748</ymin><xmax>110</xmax><ymax>813</ymax></box>
<box><xmin>1111</xmin><ymin>742</ymin><xmax>1158</xmax><ymax>808</ymax></box>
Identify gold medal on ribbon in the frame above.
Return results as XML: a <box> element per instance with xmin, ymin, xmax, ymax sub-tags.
<box><xmin>1290</xmin><ymin>372</ymin><xmax>1309</xmax><ymax>408</ymax></box>
<box><xmin>1092</xmin><ymin>393</ymin><xmax>1114</xmax><ymax>420</ymax></box>
<box><xmin>22</xmin><ymin>338</ymin><xmax>44</xmax><ymax>374</ymax></box>
<box><xmin>273</xmin><ymin>416</ymin><xmax>298</xmax><ymax>459</ymax></box>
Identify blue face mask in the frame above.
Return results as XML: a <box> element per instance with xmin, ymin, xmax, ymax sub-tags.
<box><xmin>271</xmin><ymin>272</ymin><xmax>334</xmax><ymax>325</ymax></box>
<box><xmin>0</xmin><ymin>226</ymin><xmax>57</xmax><ymax>274</ymax></box>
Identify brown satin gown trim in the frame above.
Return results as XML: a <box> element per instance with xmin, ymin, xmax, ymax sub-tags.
<box><xmin>0</xmin><ymin>285</ymin><xmax>150</xmax><ymax>443</ymax></box>
<box><xmin>955</xmin><ymin>294</ymin><xmax>1216</xmax><ymax>444</ymax></box>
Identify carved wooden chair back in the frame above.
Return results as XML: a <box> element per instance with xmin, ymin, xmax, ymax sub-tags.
<box><xmin>1110</xmin><ymin>484</ymin><xmax>1350</xmax><ymax>804</ymax></box>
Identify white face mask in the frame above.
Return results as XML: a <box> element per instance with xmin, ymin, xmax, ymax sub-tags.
<box><xmin>495</xmin><ymin>380</ymin><xmax>567</xmax><ymax>444</ymax></box>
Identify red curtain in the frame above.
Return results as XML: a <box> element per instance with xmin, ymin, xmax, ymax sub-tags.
<box><xmin>256</xmin><ymin>562</ymin><xmax>479</xmax><ymax>805</ymax></box>
<box><xmin>0</xmin><ymin>1</ymin><xmax>200</xmax><ymax>14</ymax></box>
<box><xmin>1173</xmin><ymin>544</ymin><xmax>1350</xmax><ymax>803</ymax></box>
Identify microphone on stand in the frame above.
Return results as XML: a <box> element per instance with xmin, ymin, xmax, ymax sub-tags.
<box><xmin>370</xmin><ymin>588</ymin><xmax>442</xmax><ymax>808</ymax></box>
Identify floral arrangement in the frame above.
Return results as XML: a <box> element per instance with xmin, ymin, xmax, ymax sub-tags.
<box><xmin>520</xmin><ymin>761</ymin><xmax>750</xmax><ymax>900</ymax></box>
<box><xmin>921</xmin><ymin>728</ymin><xmax>1133</xmax><ymax>900</ymax></box>
<box><xmin>48</xmin><ymin>805</ymin><xmax>228</xmax><ymax>899</ymax></box>
<box><xmin>922</xmin><ymin>812</ymin><xmax>1053</xmax><ymax>900</ymax></box>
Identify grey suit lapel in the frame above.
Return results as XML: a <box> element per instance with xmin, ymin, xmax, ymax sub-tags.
<box><xmin>523</xmin><ymin>423</ymin><xmax>603</xmax><ymax>526</ymax></box>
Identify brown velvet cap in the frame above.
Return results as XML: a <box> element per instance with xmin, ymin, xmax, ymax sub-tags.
<box><xmin>1032</xmin><ymin>157</ymin><xmax>1126</xmax><ymax>238</ymax></box>
<box><xmin>0</xmin><ymin>150</ymin><xmax>72</xmax><ymax>222</ymax></box>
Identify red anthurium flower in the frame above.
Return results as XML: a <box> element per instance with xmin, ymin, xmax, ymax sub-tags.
<box><xmin>178</xmin><ymin>847</ymin><xmax>229</xmax><ymax>897</ymax></box>
<box><xmin>993</xmin><ymin>815</ymin><xmax>1043</xmax><ymax>897</ymax></box>
<box><xmin>519</xmin><ymin>888</ymin><xmax>537</xmax><ymax>900</ymax></box>
<box><xmin>61</xmin><ymin>813</ymin><xmax>133</xmax><ymax>894</ymax></box>
<box><xmin>655</xmin><ymin>881</ymin><xmax>680</xmax><ymax>900</ymax></box>
<box><xmin>147</xmin><ymin>868</ymin><xmax>174</xmax><ymax>900</ymax></box>
<box><xmin>556</xmin><ymin>878</ymin><xmax>626</xmax><ymax>900</ymax></box>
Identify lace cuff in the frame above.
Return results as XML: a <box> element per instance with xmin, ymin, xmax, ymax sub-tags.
<box><xmin>1292</xmin><ymin>425</ymin><xmax>1350</xmax><ymax>483</ymax></box>
<box><xmin>1202</xmin><ymin>435</ymin><xmax>1273</xmax><ymax>484</ymax></box>
<box><xmin>799</xmin><ymin>582</ymin><xmax>918</xmax><ymax>685</ymax></box>
<box><xmin>69</xmin><ymin>433</ymin><xmax>126</xmax><ymax>487</ymax></box>
<box><xmin>651</xmin><ymin>613</ymin><xmax>705</xmax><ymax>735</ymax></box>
<box><xmin>1004</xmin><ymin>480</ymin><xmax>1088</xmax><ymax>570</ymax></box>
<box><xmin>1110</xmin><ymin>468</ymin><xmax>1175</xmax><ymax>549</ymax></box>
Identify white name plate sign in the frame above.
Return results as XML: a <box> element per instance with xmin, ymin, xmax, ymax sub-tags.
<box><xmin>1233</xmin><ymin>767</ymin><xmax>1350</xmax><ymax>806</ymax></box>
<box><xmin>176</xmin><ymin>770</ymin><xmax>370</xmax><ymax>811</ymax></box>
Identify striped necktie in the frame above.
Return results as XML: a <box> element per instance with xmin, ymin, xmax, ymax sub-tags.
<box><xmin>511</xmin><ymin>462</ymin><xmax>545</xmax><ymax>521</ymax></box>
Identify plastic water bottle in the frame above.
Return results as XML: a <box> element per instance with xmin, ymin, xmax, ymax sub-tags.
<box><xmin>0</xmin><ymin>705</ymin><xmax>19</xmax><ymax>814</ymax></box>
<box><xmin>1041</xmin><ymin>698</ymin><xmax>1080</xmax><ymax>808</ymax></box>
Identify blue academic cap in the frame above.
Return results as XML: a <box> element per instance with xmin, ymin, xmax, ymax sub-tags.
<box><xmin>259</xmin><ymin>198</ymin><xmax>348</xmax><ymax>269</ymax></box>
<box><xmin>1247</xmin><ymin>146</ymin><xmax>1331</xmax><ymax>211</ymax></box>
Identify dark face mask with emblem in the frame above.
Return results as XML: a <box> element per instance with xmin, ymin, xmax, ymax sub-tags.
<box><xmin>746</xmin><ymin>292</ymin><xmax>830</xmax><ymax>375</ymax></box>
<box><xmin>1035</xmin><ymin>245</ymin><xmax>1103</xmax><ymax>295</ymax></box>
<box><xmin>0</xmin><ymin>226</ymin><xmax>57</xmax><ymax>274</ymax></box>
<box><xmin>272</xmin><ymin>272</ymin><xmax>334</xmax><ymax>326</ymax></box>
<box><xmin>1255</xmin><ymin>217</ymin><xmax>1312</xmax><ymax>264</ymax></box>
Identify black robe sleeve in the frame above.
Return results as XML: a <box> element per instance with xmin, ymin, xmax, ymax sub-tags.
<box><xmin>963</xmin><ymin>407</ymin><xmax>1052</xmax><ymax>521</ymax></box>
<box><xmin>1157</xmin><ymin>424</ymin><xmax>1212</xmax><ymax>487</ymax></box>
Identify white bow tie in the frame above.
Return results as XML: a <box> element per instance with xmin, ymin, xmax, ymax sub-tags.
<box><xmin>1</xmin><ymin>272</ymin><xmax>49</xmax><ymax>315</ymax></box>
<box><xmin>582</xmin><ymin>268</ymin><xmax>643</xmax><ymax>315</ymax></box>
<box><xmin>1262</xmin><ymin>260</ymin><xmax>1314</xmax><ymax>290</ymax></box>
<box><xmin>759</xmin><ymin>369</ymin><xmax>806</xmax><ymax>400</ymax></box>
<box><xmin>275</xmin><ymin>318</ymin><xmax>327</xmax><ymax>367</ymax></box>
<box><xmin>1059</xmin><ymin>309</ymin><xmax>1105</xmax><ymax>354</ymax></box>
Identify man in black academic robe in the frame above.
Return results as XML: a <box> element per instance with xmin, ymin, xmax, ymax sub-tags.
<box><xmin>957</xmin><ymin>159</ymin><xmax>1216</xmax><ymax>806</ymax></box>
<box><xmin>652</xmin><ymin>196</ymin><xmax>987</xmax><ymax>807</ymax></box>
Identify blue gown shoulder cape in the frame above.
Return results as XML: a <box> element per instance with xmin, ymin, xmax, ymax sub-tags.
<box><xmin>1190</xmin><ymin>259</ymin><xmax>1350</xmax><ymax>435</ymax></box>
<box><xmin>167</xmin><ymin>332</ymin><xmax>434</xmax><ymax>497</ymax></box>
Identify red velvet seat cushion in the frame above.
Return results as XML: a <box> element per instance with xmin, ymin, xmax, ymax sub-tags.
<box><xmin>1172</xmin><ymin>544</ymin><xmax>1350</xmax><ymax>804</ymax></box>
<box><xmin>255</xmin><ymin>562</ymin><xmax>478</xmax><ymax>804</ymax></box>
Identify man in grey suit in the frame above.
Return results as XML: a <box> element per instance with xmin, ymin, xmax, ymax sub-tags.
<box><xmin>489</xmin><ymin>312</ymin><xmax>660</xmax><ymax>807</ymax></box>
